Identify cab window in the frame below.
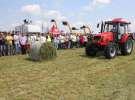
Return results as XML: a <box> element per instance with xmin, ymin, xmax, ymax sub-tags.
<box><xmin>119</xmin><ymin>23</ymin><xmax>128</xmax><ymax>34</ymax></box>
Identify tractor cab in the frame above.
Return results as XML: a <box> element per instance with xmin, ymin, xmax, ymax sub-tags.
<box><xmin>96</xmin><ymin>18</ymin><xmax>131</xmax><ymax>44</ymax></box>
<box><xmin>102</xmin><ymin>18</ymin><xmax>131</xmax><ymax>41</ymax></box>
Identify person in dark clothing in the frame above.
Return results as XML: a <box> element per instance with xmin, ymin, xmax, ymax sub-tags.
<box><xmin>0</xmin><ymin>32</ymin><xmax>5</xmax><ymax>56</ymax></box>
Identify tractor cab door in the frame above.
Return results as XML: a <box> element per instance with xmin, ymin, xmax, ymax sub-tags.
<box><xmin>104</xmin><ymin>22</ymin><xmax>118</xmax><ymax>42</ymax></box>
<box><xmin>118</xmin><ymin>23</ymin><xmax>126</xmax><ymax>38</ymax></box>
<box><xmin>118</xmin><ymin>23</ymin><xmax>129</xmax><ymax>42</ymax></box>
<box><xmin>109</xmin><ymin>23</ymin><xmax>119</xmax><ymax>42</ymax></box>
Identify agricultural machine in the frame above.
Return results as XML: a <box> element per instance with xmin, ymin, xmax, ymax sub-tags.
<box><xmin>86</xmin><ymin>18</ymin><xmax>134</xmax><ymax>59</ymax></box>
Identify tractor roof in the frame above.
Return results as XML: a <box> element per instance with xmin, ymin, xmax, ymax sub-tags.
<box><xmin>106</xmin><ymin>18</ymin><xmax>131</xmax><ymax>24</ymax></box>
<box><xmin>112</xmin><ymin>18</ymin><xmax>130</xmax><ymax>23</ymax></box>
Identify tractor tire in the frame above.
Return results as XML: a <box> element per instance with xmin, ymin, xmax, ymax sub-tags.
<box><xmin>85</xmin><ymin>43</ymin><xmax>96</xmax><ymax>57</ymax></box>
<box><xmin>120</xmin><ymin>38</ymin><xmax>133</xmax><ymax>55</ymax></box>
<box><xmin>104</xmin><ymin>43</ymin><xmax>116</xmax><ymax>59</ymax></box>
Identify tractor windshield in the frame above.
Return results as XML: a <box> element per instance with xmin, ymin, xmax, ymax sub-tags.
<box><xmin>103</xmin><ymin>22</ymin><xmax>118</xmax><ymax>33</ymax></box>
<box><xmin>103</xmin><ymin>22</ymin><xmax>130</xmax><ymax>34</ymax></box>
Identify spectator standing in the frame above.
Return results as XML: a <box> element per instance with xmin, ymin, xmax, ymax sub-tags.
<box><xmin>76</xmin><ymin>34</ymin><xmax>80</xmax><ymax>48</ymax></box>
<box><xmin>80</xmin><ymin>35</ymin><xmax>84</xmax><ymax>47</ymax></box>
<box><xmin>3</xmin><ymin>33</ymin><xmax>6</xmax><ymax>56</ymax></box>
<box><xmin>83</xmin><ymin>34</ymin><xmax>88</xmax><ymax>47</ymax></box>
<box><xmin>68</xmin><ymin>33</ymin><xmax>72</xmax><ymax>49</ymax></box>
<box><xmin>5</xmin><ymin>32</ymin><xmax>13</xmax><ymax>56</ymax></box>
<box><xmin>14</xmin><ymin>32</ymin><xmax>21</xmax><ymax>54</ymax></box>
<box><xmin>39</xmin><ymin>33</ymin><xmax>46</xmax><ymax>44</ymax></box>
<box><xmin>53</xmin><ymin>35</ymin><xmax>59</xmax><ymax>49</ymax></box>
<box><xmin>27</xmin><ymin>33</ymin><xmax>37</xmax><ymax>47</ymax></box>
<box><xmin>57</xmin><ymin>35</ymin><xmax>60</xmax><ymax>49</ymax></box>
<box><xmin>59</xmin><ymin>34</ymin><xmax>65</xmax><ymax>49</ymax></box>
<box><xmin>20</xmin><ymin>33</ymin><xmax>27</xmax><ymax>54</ymax></box>
<box><xmin>31</xmin><ymin>33</ymin><xmax>37</xmax><ymax>43</ymax></box>
<box><xmin>46</xmin><ymin>35</ymin><xmax>51</xmax><ymax>43</ymax></box>
<box><xmin>36</xmin><ymin>33</ymin><xmax>40</xmax><ymax>41</ymax></box>
<box><xmin>0</xmin><ymin>33</ymin><xmax>5</xmax><ymax>56</ymax></box>
<box><xmin>71</xmin><ymin>33</ymin><xmax>77</xmax><ymax>48</ymax></box>
<box><xmin>65</xmin><ymin>34</ymin><xmax>69</xmax><ymax>49</ymax></box>
<box><xmin>27</xmin><ymin>33</ymin><xmax>31</xmax><ymax>46</ymax></box>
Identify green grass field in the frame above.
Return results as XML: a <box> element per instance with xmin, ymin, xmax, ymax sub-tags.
<box><xmin>0</xmin><ymin>48</ymin><xmax>135</xmax><ymax>100</ymax></box>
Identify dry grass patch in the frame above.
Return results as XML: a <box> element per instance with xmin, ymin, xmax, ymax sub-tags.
<box><xmin>0</xmin><ymin>48</ymin><xmax>135</xmax><ymax>100</ymax></box>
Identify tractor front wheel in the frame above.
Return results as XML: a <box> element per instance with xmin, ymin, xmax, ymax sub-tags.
<box><xmin>104</xmin><ymin>43</ymin><xmax>116</xmax><ymax>59</ymax></box>
<box><xmin>85</xmin><ymin>43</ymin><xmax>97</xmax><ymax>57</ymax></box>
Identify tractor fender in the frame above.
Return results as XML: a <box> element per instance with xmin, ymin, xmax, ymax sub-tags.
<box><xmin>120</xmin><ymin>34</ymin><xmax>131</xmax><ymax>43</ymax></box>
<box><xmin>130</xmin><ymin>33</ymin><xmax>135</xmax><ymax>40</ymax></box>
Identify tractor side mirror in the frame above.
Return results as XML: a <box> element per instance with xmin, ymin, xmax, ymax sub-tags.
<box><xmin>97</xmin><ymin>23</ymin><xmax>100</xmax><ymax>28</ymax></box>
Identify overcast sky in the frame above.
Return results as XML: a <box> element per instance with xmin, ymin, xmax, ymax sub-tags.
<box><xmin>0</xmin><ymin>0</ymin><xmax>135</xmax><ymax>32</ymax></box>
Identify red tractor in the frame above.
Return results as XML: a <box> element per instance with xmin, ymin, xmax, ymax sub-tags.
<box><xmin>86</xmin><ymin>18</ymin><xmax>134</xmax><ymax>59</ymax></box>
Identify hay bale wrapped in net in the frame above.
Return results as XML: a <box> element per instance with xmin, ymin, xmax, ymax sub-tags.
<box><xmin>40</xmin><ymin>42</ymin><xmax>57</xmax><ymax>60</ymax></box>
<box><xmin>28</xmin><ymin>41</ymin><xmax>42</xmax><ymax>61</ymax></box>
<box><xmin>28</xmin><ymin>42</ymin><xmax>57</xmax><ymax>61</ymax></box>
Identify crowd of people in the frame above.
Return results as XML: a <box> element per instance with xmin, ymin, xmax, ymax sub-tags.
<box><xmin>0</xmin><ymin>32</ymin><xmax>90</xmax><ymax>57</ymax></box>
<box><xmin>52</xmin><ymin>33</ymin><xmax>89</xmax><ymax>49</ymax></box>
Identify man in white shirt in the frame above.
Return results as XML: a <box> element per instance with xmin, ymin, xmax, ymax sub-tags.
<box><xmin>19</xmin><ymin>33</ymin><xmax>27</xmax><ymax>54</ymax></box>
<box><xmin>14</xmin><ymin>32</ymin><xmax>21</xmax><ymax>54</ymax></box>
<box><xmin>30</xmin><ymin>34</ymin><xmax>37</xmax><ymax>43</ymax></box>
<box><xmin>39</xmin><ymin>33</ymin><xmax>46</xmax><ymax>44</ymax></box>
<box><xmin>59</xmin><ymin>34</ymin><xmax>65</xmax><ymax>49</ymax></box>
<box><xmin>71</xmin><ymin>33</ymin><xmax>77</xmax><ymax>48</ymax></box>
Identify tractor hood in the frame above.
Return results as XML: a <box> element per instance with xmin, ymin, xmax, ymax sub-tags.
<box><xmin>95</xmin><ymin>32</ymin><xmax>113</xmax><ymax>37</ymax></box>
<box><xmin>93</xmin><ymin>32</ymin><xmax>114</xmax><ymax>44</ymax></box>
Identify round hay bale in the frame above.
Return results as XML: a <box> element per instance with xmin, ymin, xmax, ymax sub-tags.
<box><xmin>28</xmin><ymin>42</ymin><xmax>57</xmax><ymax>61</ymax></box>
<box><xmin>40</xmin><ymin>42</ymin><xmax>57</xmax><ymax>60</ymax></box>
<box><xmin>28</xmin><ymin>41</ymin><xmax>42</xmax><ymax>61</ymax></box>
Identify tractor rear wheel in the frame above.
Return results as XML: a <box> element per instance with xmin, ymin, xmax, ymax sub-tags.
<box><xmin>104</xmin><ymin>43</ymin><xmax>116</xmax><ymax>59</ymax></box>
<box><xmin>85</xmin><ymin>43</ymin><xmax>96</xmax><ymax>57</ymax></box>
<box><xmin>121</xmin><ymin>38</ymin><xmax>133</xmax><ymax>55</ymax></box>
